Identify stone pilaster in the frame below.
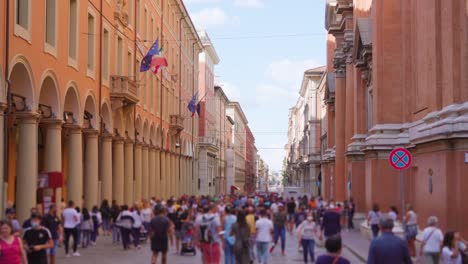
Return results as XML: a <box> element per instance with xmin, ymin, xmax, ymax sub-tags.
<box><xmin>64</xmin><ymin>124</ymin><xmax>83</xmax><ymax>207</ymax></box>
<box><xmin>154</xmin><ymin>149</ymin><xmax>161</xmax><ymax>198</ymax></box>
<box><xmin>148</xmin><ymin>146</ymin><xmax>156</xmax><ymax>198</ymax></box>
<box><xmin>100</xmin><ymin>133</ymin><xmax>113</xmax><ymax>202</ymax></box>
<box><xmin>134</xmin><ymin>142</ymin><xmax>142</xmax><ymax>202</ymax></box>
<box><xmin>42</xmin><ymin>119</ymin><xmax>63</xmax><ymax>172</ymax></box>
<box><xmin>112</xmin><ymin>136</ymin><xmax>125</xmax><ymax>204</ymax></box>
<box><xmin>160</xmin><ymin>151</ymin><xmax>166</xmax><ymax>199</ymax></box>
<box><xmin>124</xmin><ymin>139</ymin><xmax>134</xmax><ymax>204</ymax></box>
<box><xmin>15</xmin><ymin>111</ymin><xmax>40</xmax><ymax>222</ymax></box>
<box><xmin>83</xmin><ymin>129</ymin><xmax>99</xmax><ymax>208</ymax></box>
<box><xmin>142</xmin><ymin>144</ymin><xmax>149</xmax><ymax>200</ymax></box>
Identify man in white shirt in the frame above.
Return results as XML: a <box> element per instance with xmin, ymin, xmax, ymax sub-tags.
<box><xmin>62</xmin><ymin>200</ymin><xmax>80</xmax><ymax>257</ymax></box>
<box><xmin>420</xmin><ymin>216</ymin><xmax>444</xmax><ymax>264</ymax></box>
<box><xmin>256</xmin><ymin>209</ymin><xmax>273</xmax><ymax>264</ymax></box>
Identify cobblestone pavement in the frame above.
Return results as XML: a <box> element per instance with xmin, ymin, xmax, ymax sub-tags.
<box><xmin>57</xmin><ymin>231</ymin><xmax>365</xmax><ymax>264</ymax></box>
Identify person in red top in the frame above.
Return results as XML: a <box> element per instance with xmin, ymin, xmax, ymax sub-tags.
<box><xmin>0</xmin><ymin>220</ymin><xmax>28</xmax><ymax>264</ymax></box>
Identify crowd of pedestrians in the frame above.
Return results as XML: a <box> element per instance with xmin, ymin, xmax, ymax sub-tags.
<box><xmin>0</xmin><ymin>194</ymin><xmax>467</xmax><ymax>264</ymax></box>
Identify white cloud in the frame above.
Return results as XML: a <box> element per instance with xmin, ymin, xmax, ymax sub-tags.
<box><xmin>234</xmin><ymin>0</ymin><xmax>264</xmax><ymax>8</ymax></box>
<box><xmin>183</xmin><ymin>0</ymin><xmax>221</xmax><ymax>4</ymax></box>
<box><xmin>190</xmin><ymin>7</ymin><xmax>239</xmax><ymax>28</ymax></box>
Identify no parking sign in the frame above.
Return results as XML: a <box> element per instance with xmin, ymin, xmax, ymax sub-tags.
<box><xmin>389</xmin><ymin>148</ymin><xmax>412</xmax><ymax>170</ymax></box>
<box><xmin>389</xmin><ymin>147</ymin><xmax>412</xmax><ymax>222</ymax></box>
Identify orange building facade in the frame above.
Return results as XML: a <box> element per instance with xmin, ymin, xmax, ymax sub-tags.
<box><xmin>0</xmin><ymin>0</ymin><xmax>203</xmax><ymax>221</ymax></box>
<box><xmin>323</xmin><ymin>0</ymin><xmax>468</xmax><ymax>235</ymax></box>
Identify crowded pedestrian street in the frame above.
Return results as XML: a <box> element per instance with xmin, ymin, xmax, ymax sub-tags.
<box><xmin>56</xmin><ymin>228</ymin><xmax>365</xmax><ymax>264</ymax></box>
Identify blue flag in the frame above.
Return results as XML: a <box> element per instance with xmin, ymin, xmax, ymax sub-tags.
<box><xmin>187</xmin><ymin>92</ymin><xmax>199</xmax><ymax>117</ymax></box>
<box><xmin>140</xmin><ymin>39</ymin><xmax>160</xmax><ymax>72</ymax></box>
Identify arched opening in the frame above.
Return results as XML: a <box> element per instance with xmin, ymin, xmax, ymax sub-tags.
<box><xmin>6</xmin><ymin>59</ymin><xmax>36</xmax><ymax>216</ymax></box>
<box><xmin>101</xmin><ymin>101</ymin><xmax>113</xmax><ymax>133</ymax></box>
<box><xmin>143</xmin><ymin>120</ymin><xmax>149</xmax><ymax>144</ymax></box>
<box><xmin>63</xmin><ymin>85</ymin><xmax>81</xmax><ymax>125</ymax></box>
<box><xmin>135</xmin><ymin>116</ymin><xmax>142</xmax><ymax>142</ymax></box>
<box><xmin>113</xmin><ymin>110</ymin><xmax>124</xmax><ymax>137</ymax></box>
<box><xmin>124</xmin><ymin>111</ymin><xmax>134</xmax><ymax>140</ymax></box>
<box><xmin>83</xmin><ymin>93</ymin><xmax>98</xmax><ymax>129</ymax></box>
<box><xmin>150</xmin><ymin>123</ymin><xmax>156</xmax><ymax>146</ymax></box>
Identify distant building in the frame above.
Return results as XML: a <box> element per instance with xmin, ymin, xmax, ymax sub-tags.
<box><xmin>285</xmin><ymin>67</ymin><xmax>326</xmax><ymax>196</ymax></box>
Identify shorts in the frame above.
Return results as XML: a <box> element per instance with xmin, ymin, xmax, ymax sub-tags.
<box><xmin>151</xmin><ymin>238</ymin><xmax>169</xmax><ymax>253</ymax></box>
<box><xmin>175</xmin><ymin>230</ymin><xmax>183</xmax><ymax>239</ymax></box>
<box><xmin>46</xmin><ymin>239</ymin><xmax>59</xmax><ymax>256</ymax></box>
<box><xmin>200</xmin><ymin>242</ymin><xmax>221</xmax><ymax>263</ymax></box>
<box><xmin>287</xmin><ymin>214</ymin><xmax>295</xmax><ymax>221</ymax></box>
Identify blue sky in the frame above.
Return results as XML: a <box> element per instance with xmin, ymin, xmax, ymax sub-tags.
<box><xmin>184</xmin><ymin>0</ymin><xmax>327</xmax><ymax>171</ymax></box>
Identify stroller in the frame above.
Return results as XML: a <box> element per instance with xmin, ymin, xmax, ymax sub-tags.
<box><xmin>139</xmin><ymin>226</ymin><xmax>149</xmax><ymax>243</ymax></box>
<box><xmin>180</xmin><ymin>223</ymin><xmax>196</xmax><ymax>256</ymax></box>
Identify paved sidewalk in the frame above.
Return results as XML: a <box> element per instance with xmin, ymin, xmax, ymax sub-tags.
<box><xmin>341</xmin><ymin>229</ymin><xmax>371</xmax><ymax>262</ymax></box>
<box><xmin>58</xmin><ymin>231</ymin><xmax>366</xmax><ymax>264</ymax></box>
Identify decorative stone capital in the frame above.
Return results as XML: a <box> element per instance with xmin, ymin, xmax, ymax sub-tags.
<box><xmin>0</xmin><ymin>102</ymin><xmax>8</xmax><ymax>114</ymax></box>
<box><xmin>113</xmin><ymin>135</ymin><xmax>125</xmax><ymax>143</ymax></box>
<box><xmin>83</xmin><ymin>128</ymin><xmax>99</xmax><ymax>138</ymax></box>
<box><xmin>41</xmin><ymin>118</ymin><xmax>63</xmax><ymax>129</ymax></box>
<box><xmin>63</xmin><ymin>124</ymin><xmax>82</xmax><ymax>134</ymax></box>
<box><xmin>333</xmin><ymin>49</ymin><xmax>347</xmax><ymax>77</ymax></box>
<box><xmin>15</xmin><ymin>111</ymin><xmax>40</xmax><ymax>124</ymax></box>
<box><xmin>124</xmin><ymin>138</ymin><xmax>134</xmax><ymax>145</ymax></box>
<box><xmin>101</xmin><ymin>131</ymin><xmax>114</xmax><ymax>142</ymax></box>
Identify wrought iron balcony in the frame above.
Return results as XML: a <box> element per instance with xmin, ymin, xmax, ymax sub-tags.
<box><xmin>110</xmin><ymin>76</ymin><xmax>139</xmax><ymax>105</ymax></box>
<box><xmin>169</xmin><ymin>115</ymin><xmax>185</xmax><ymax>134</ymax></box>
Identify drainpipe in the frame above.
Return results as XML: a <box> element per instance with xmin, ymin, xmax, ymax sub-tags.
<box><xmin>133</xmin><ymin>0</ymin><xmax>138</xmax><ymax>195</ymax></box>
<box><xmin>178</xmin><ymin>16</ymin><xmax>184</xmax><ymax>192</ymax></box>
<box><xmin>159</xmin><ymin>0</ymin><xmax>164</xmax><ymax>186</ymax></box>
<box><xmin>192</xmin><ymin>41</ymin><xmax>196</xmax><ymax>193</ymax></box>
<box><xmin>3</xmin><ymin>0</ymin><xmax>11</xmax><ymax>205</ymax></box>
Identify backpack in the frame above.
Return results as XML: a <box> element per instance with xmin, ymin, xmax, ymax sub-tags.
<box><xmin>198</xmin><ymin>215</ymin><xmax>216</xmax><ymax>243</ymax></box>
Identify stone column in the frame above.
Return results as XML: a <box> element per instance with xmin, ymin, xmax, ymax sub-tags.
<box><xmin>112</xmin><ymin>137</ymin><xmax>125</xmax><ymax>204</ymax></box>
<box><xmin>148</xmin><ymin>146</ymin><xmax>156</xmax><ymax>198</ymax></box>
<box><xmin>65</xmin><ymin>125</ymin><xmax>83</xmax><ymax>207</ymax></box>
<box><xmin>100</xmin><ymin>133</ymin><xmax>113</xmax><ymax>202</ymax></box>
<box><xmin>160</xmin><ymin>151</ymin><xmax>166</xmax><ymax>199</ymax></box>
<box><xmin>124</xmin><ymin>139</ymin><xmax>134</xmax><ymax>204</ymax></box>
<box><xmin>335</xmin><ymin>70</ymin><xmax>346</xmax><ymax>202</ymax></box>
<box><xmin>43</xmin><ymin>119</ymin><xmax>63</xmax><ymax>172</ymax></box>
<box><xmin>181</xmin><ymin>157</ymin><xmax>185</xmax><ymax>195</ymax></box>
<box><xmin>83</xmin><ymin>129</ymin><xmax>99</xmax><ymax>208</ymax></box>
<box><xmin>142</xmin><ymin>144</ymin><xmax>149</xmax><ymax>200</ymax></box>
<box><xmin>0</xmin><ymin>104</ymin><xmax>5</xmax><ymax>216</ymax></box>
<box><xmin>134</xmin><ymin>142</ymin><xmax>142</xmax><ymax>202</ymax></box>
<box><xmin>155</xmin><ymin>149</ymin><xmax>161</xmax><ymax>198</ymax></box>
<box><xmin>15</xmin><ymin>112</ymin><xmax>39</xmax><ymax>222</ymax></box>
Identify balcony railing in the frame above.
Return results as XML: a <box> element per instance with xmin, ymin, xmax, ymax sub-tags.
<box><xmin>169</xmin><ymin>115</ymin><xmax>185</xmax><ymax>134</ymax></box>
<box><xmin>110</xmin><ymin>76</ymin><xmax>139</xmax><ymax>104</ymax></box>
<box><xmin>199</xmin><ymin>136</ymin><xmax>219</xmax><ymax>152</ymax></box>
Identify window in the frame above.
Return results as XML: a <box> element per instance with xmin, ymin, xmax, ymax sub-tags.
<box><xmin>144</xmin><ymin>8</ymin><xmax>148</xmax><ymax>40</ymax></box>
<box><xmin>127</xmin><ymin>51</ymin><xmax>132</xmax><ymax>76</ymax></box>
<box><xmin>150</xmin><ymin>75</ymin><xmax>154</xmax><ymax>112</ymax></box>
<box><xmin>117</xmin><ymin>36</ymin><xmax>123</xmax><ymax>75</ymax></box>
<box><xmin>135</xmin><ymin>0</ymin><xmax>140</xmax><ymax>33</ymax></box>
<box><xmin>68</xmin><ymin>0</ymin><xmax>78</xmax><ymax>60</ymax></box>
<box><xmin>16</xmin><ymin>0</ymin><xmax>29</xmax><ymax>29</ymax></box>
<box><xmin>150</xmin><ymin>17</ymin><xmax>154</xmax><ymax>41</ymax></box>
<box><xmin>87</xmin><ymin>14</ymin><xmax>95</xmax><ymax>72</ymax></box>
<box><xmin>45</xmin><ymin>0</ymin><xmax>56</xmax><ymax>46</ymax></box>
<box><xmin>102</xmin><ymin>29</ymin><xmax>110</xmax><ymax>81</ymax></box>
<box><xmin>144</xmin><ymin>73</ymin><xmax>148</xmax><ymax>108</ymax></box>
<box><xmin>127</xmin><ymin>0</ymin><xmax>133</xmax><ymax>25</ymax></box>
<box><xmin>156</xmin><ymin>79</ymin><xmax>160</xmax><ymax>113</ymax></box>
<box><xmin>366</xmin><ymin>87</ymin><xmax>373</xmax><ymax>130</ymax></box>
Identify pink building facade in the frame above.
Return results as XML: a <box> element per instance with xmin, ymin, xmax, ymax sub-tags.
<box><xmin>323</xmin><ymin>0</ymin><xmax>468</xmax><ymax>235</ymax></box>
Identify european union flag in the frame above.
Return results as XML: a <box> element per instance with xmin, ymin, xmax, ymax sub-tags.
<box><xmin>140</xmin><ymin>39</ymin><xmax>160</xmax><ymax>72</ymax></box>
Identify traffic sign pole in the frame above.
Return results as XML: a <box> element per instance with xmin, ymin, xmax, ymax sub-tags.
<box><xmin>400</xmin><ymin>170</ymin><xmax>405</xmax><ymax>226</ymax></box>
<box><xmin>389</xmin><ymin>148</ymin><xmax>412</xmax><ymax>225</ymax></box>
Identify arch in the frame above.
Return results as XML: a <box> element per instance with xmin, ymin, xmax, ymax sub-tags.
<box><xmin>135</xmin><ymin>115</ymin><xmax>142</xmax><ymax>141</ymax></box>
<box><xmin>100</xmin><ymin>101</ymin><xmax>113</xmax><ymax>133</ymax></box>
<box><xmin>155</xmin><ymin>126</ymin><xmax>162</xmax><ymax>148</ymax></box>
<box><xmin>142</xmin><ymin>119</ymin><xmax>149</xmax><ymax>144</ymax></box>
<box><xmin>63</xmin><ymin>83</ymin><xmax>82</xmax><ymax>125</ymax></box>
<box><xmin>181</xmin><ymin>139</ymin><xmax>187</xmax><ymax>155</ymax></box>
<box><xmin>8</xmin><ymin>55</ymin><xmax>36</xmax><ymax>110</ymax></box>
<box><xmin>124</xmin><ymin>110</ymin><xmax>134</xmax><ymax>139</ymax></box>
<box><xmin>113</xmin><ymin>110</ymin><xmax>124</xmax><ymax>136</ymax></box>
<box><xmin>83</xmin><ymin>91</ymin><xmax>98</xmax><ymax>129</ymax></box>
<box><xmin>162</xmin><ymin>129</ymin><xmax>168</xmax><ymax>150</ymax></box>
<box><xmin>150</xmin><ymin>123</ymin><xmax>156</xmax><ymax>146</ymax></box>
<box><xmin>38</xmin><ymin>70</ymin><xmax>61</xmax><ymax>118</ymax></box>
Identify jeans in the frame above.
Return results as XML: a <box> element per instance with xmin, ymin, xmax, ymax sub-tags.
<box><xmin>249</xmin><ymin>234</ymin><xmax>256</xmax><ymax>261</ymax></box>
<box><xmin>348</xmin><ymin>212</ymin><xmax>354</xmax><ymax>229</ymax></box>
<box><xmin>371</xmin><ymin>224</ymin><xmax>380</xmax><ymax>238</ymax></box>
<box><xmin>424</xmin><ymin>252</ymin><xmax>440</xmax><ymax>264</ymax></box>
<box><xmin>273</xmin><ymin>227</ymin><xmax>286</xmax><ymax>251</ymax></box>
<box><xmin>64</xmin><ymin>228</ymin><xmax>78</xmax><ymax>254</ymax></box>
<box><xmin>121</xmin><ymin>228</ymin><xmax>132</xmax><ymax>249</ymax></box>
<box><xmin>256</xmin><ymin>241</ymin><xmax>269</xmax><ymax>264</ymax></box>
<box><xmin>301</xmin><ymin>239</ymin><xmax>315</xmax><ymax>263</ymax></box>
<box><xmin>81</xmin><ymin>230</ymin><xmax>91</xmax><ymax>247</ymax></box>
<box><xmin>224</xmin><ymin>243</ymin><xmax>235</xmax><ymax>264</ymax></box>
<box><xmin>112</xmin><ymin>224</ymin><xmax>120</xmax><ymax>243</ymax></box>
<box><xmin>91</xmin><ymin>222</ymin><xmax>99</xmax><ymax>242</ymax></box>
<box><xmin>102</xmin><ymin>219</ymin><xmax>111</xmax><ymax>232</ymax></box>
<box><xmin>132</xmin><ymin>227</ymin><xmax>140</xmax><ymax>247</ymax></box>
